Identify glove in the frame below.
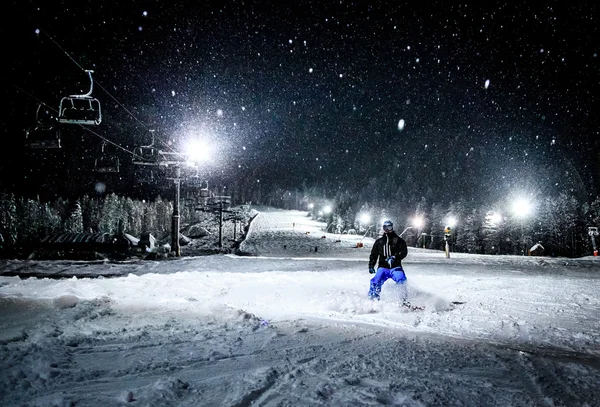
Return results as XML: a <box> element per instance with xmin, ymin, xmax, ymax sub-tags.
<box><xmin>386</xmin><ymin>256</ymin><xmax>395</xmax><ymax>266</ymax></box>
<box><xmin>369</xmin><ymin>267</ymin><xmax>376</xmax><ymax>274</ymax></box>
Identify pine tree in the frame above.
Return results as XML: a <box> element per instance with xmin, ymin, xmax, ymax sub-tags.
<box><xmin>428</xmin><ymin>203</ymin><xmax>446</xmax><ymax>250</ymax></box>
<box><xmin>17</xmin><ymin>197</ymin><xmax>41</xmax><ymax>244</ymax></box>
<box><xmin>99</xmin><ymin>193</ymin><xmax>120</xmax><ymax>234</ymax></box>
<box><xmin>64</xmin><ymin>201</ymin><xmax>84</xmax><ymax>234</ymax></box>
<box><xmin>81</xmin><ymin>195</ymin><xmax>101</xmax><ymax>233</ymax></box>
<box><xmin>0</xmin><ymin>193</ymin><xmax>18</xmax><ymax>246</ymax></box>
<box><xmin>41</xmin><ymin>202</ymin><xmax>61</xmax><ymax>237</ymax></box>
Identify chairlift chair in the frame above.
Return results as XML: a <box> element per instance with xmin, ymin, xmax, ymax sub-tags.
<box><xmin>25</xmin><ymin>104</ymin><xmax>61</xmax><ymax>149</ymax></box>
<box><xmin>132</xmin><ymin>131</ymin><xmax>160</xmax><ymax>165</ymax></box>
<box><xmin>58</xmin><ymin>70</ymin><xmax>102</xmax><ymax>125</ymax></box>
<box><xmin>186</xmin><ymin>176</ymin><xmax>210</xmax><ymax>198</ymax></box>
<box><xmin>134</xmin><ymin>168</ymin><xmax>157</xmax><ymax>184</ymax></box>
<box><xmin>94</xmin><ymin>142</ymin><xmax>119</xmax><ymax>173</ymax></box>
<box><xmin>199</xmin><ymin>183</ymin><xmax>210</xmax><ymax>198</ymax></box>
<box><xmin>132</xmin><ymin>145</ymin><xmax>159</xmax><ymax>165</ymax></box>
<box><xmin>186</xmin><ymin>177</ymin><xmax>207</xmax><ymax>189</ymax></box>
<box><xmin>186</xmin><ymin>166</ymin><xmax>209</xmax><ymax>192</ymax></box>
<box><xmin>193</xmin><ymin>191</ymin><xmax>212</xmax><ymax>211</ymax></box>
<box><xmin>183</xmin><ymin>176</ymin><xmax>210</xmax><ymax>210</ymax></box>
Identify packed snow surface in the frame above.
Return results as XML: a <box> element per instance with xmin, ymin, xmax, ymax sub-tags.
<box><xmin>1</xmin><ymin>209</ymin><xmax>599</xmax><ymax>406</ymax></box>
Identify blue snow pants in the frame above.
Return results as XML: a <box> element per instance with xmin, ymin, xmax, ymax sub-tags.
<box><xmin>368</xmin><ymin>266</ymin><xmax>407</xmax><ymax>300</ymax></box>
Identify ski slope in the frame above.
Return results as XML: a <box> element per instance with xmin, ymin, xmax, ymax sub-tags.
<box><xmin>1</xmin><ymin>209</ymin><xmax>599</xmax><ymax>406</ymax></box>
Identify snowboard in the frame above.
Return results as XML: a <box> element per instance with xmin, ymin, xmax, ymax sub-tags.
<box><xmin>367</xmin><ymin>300</ymin><xmax>465</xmax><ymax>313</ymax></box>
<box><xmin>402</xmin><ymin>302</ymin><xmax>425</xmax><ymax>311</ymax></box>
<box><xmin>402</xmin><ymin>301</ymin><xmax>465</xmax><ymax>312</ymax></box>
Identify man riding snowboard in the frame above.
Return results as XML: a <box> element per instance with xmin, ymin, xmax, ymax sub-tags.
<box><xmin>368</xmin><ymin>219</ymin><xmax>414</xmax><ymax>307</ymax></box>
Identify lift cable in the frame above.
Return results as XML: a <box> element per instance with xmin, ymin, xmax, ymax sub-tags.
<box><xmin>40</xmin><ymin>28</ymin><xmax>176</xmax><ymax>155</ymax></box>
<box><xmin>14</xmin><ymin>84</ymin><xmax>139</xmax><ymax>157</ymax></box>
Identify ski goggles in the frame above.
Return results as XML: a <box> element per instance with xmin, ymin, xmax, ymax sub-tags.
<box><xmin>383</xmin><ymin>224</ymin><xmax>393</xmax><ymax>232</ymax></box>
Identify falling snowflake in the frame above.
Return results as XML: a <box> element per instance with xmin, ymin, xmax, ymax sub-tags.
<box><xmin>95</xmin><ymin>182</ymin><xmax>106</xmax><ymax>194</ymax></box>
<box><xmin>397</xmin><ymin>119</ymin><xmax>405</xmax><ymax>131</ymax></box>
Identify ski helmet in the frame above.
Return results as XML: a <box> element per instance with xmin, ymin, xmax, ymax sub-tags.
<box><xmin>382</xmin><ymin>220</ymin><xmax>394</xmax><ymax>232</ymax></box>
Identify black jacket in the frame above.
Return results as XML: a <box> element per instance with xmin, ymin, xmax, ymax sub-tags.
<box><xmin>369</xmin><ymin>231</ymin><xmax>408</xmax><ymax>269</ymax></box>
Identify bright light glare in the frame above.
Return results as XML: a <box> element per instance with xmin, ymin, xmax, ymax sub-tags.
<box><xmin>413</xmin><ymin>216</ymin><xmax>424</xmax><ymax>228</ymax></box>
<box><xmin>323</xmin><ymin>206</ymin><xmax>332</xmax><ymax>214</ymax></box>
<box><xmin>447</xmin><ymin>216</ymin><xmax>457</xmax><ymax>227</ymax></box>
<box><xmin>183</xmin><ymin>139</ymin><xmax>213</xmax><ymax>164</ymax></box>
<box><xmin>359</xmin><ymin>213</ymin><xmax>371</xmax><ymax>224</ymax></box>
<box><xmin>490</xmin><ymin>213</ymin><xmax>502</xmax><ymax>224</ymax></box>
<box><xmin>512</xmin><ymin>199</ymin><xmax>532</xmax><ymax>217</ymax></box>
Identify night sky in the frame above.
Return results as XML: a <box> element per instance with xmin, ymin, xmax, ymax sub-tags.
<box><xmin>3</xmin><ymin>1</ymin><xmax>599</xmax><ymax>205</ymax></box>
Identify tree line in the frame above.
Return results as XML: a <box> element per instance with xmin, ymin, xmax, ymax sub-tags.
<box><xmin>3</xmin><ymin>186</ymin><xmax>600</xmax><ymax>258</ymax></box>
<box><xmin>0</xmin><ymin>193</ymin><xmax>207</xmax><ymax>255</ymax></box>
<box><xmin>252</xmin><ymin>187</ymin><xmax>600</xmax><ymax>258</ymax></box>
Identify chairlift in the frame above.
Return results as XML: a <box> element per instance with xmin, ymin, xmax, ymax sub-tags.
<box><xmin>198</xmin><ymin>182</ymin><xmax>210</xmax><ymax>198</ymax></box>
<box><xmin>132</xmin><ymin>145</ymin><xmax>159</xmax><ymax>165</ymax></box>
<box><xmin>25</xmin><ymin>104</ymin><xmax>61</xmax><ymax>149</ymax></box>
<box><xmin>132</xmin><ymin>130</ymin><xmax>160</xmax><ymax>165</ymax></box>
<box><xmin>184</xmin><ymin>175</ymin><xmax>210</xmax><ymax>210</ymax></box>
<box><xmin>94</xmin><ymin>142</ymin><xmax>119</xmax><ymax>173</ymax></box>
<box><xmin>207</xmin><ymin>195</ymin><xmax>231</xmax><ymax>207</ymax></box>
<box><xmin>58</xmin><ymin>70</ymin><xmax>102</xmax><ymax>125</ymax></box>
<box><xmin>187</xmin><ymin>177</ymin><xmax>209</xmax><ymax>190</ymax></box>
<box><xmin>186</xmin><ymin>174</ymin><xmax>210</xmax><ymax>197</ymax></box>
<box><xmin>134</xmin><ymin>168</ymin><xmax>157</xmax><ymax>184</ymax></box>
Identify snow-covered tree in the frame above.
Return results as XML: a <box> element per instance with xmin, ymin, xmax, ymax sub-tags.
<box><xmin>63</xmin><ymin>201</ymin><xmax>84</xmax><ymax>234</ymax></box>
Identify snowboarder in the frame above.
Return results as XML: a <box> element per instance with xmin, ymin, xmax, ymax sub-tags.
<box><xmin>367</xmin><ymin>219</ymin><xmax>410</xmax><ymax>304</ymax></box>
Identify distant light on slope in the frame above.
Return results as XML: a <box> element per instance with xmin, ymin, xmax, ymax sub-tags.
<box><xmin>359</xmin><ymin>213</ymin><xmax>371</xmax><ymax>224</ymax></box>
<box><xmin>490</xmin><ymin>212</ymin><xmax>502</xmax><ymax>224</ymax></box>
<box><xmin>447</xmin><ymin>216</ymin><xmax>457</xmax><ymax>228</ymax></box>
<box><xmin>512</xmin><ymin>199</ymin><xmax>532</xmax><ymax>217</ymax></box>
<box><xmin>412</xmin><ymin>215</ymin><xmax>424</xmax><ymax>228</ymax></box>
